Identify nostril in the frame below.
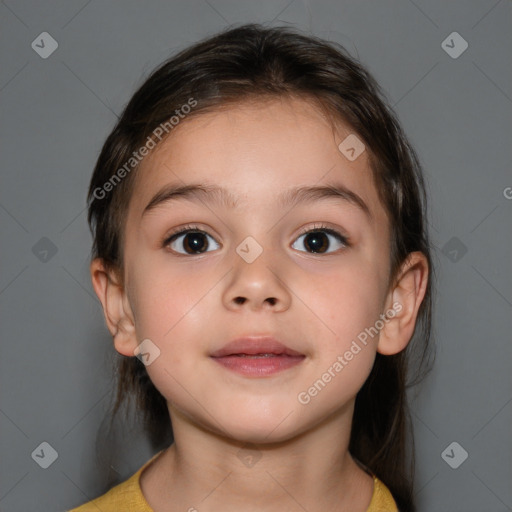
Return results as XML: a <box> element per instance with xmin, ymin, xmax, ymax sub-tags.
<box><xmin>232</xmin><ymin>297</ymin><xmax>277</xmax><ymax>306</ymax></box>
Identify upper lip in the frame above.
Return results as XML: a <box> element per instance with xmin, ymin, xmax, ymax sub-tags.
<box><xmin>210</xmin><ymin>336</ymin><xmax>305</xmax><ymax>357</ymax></box>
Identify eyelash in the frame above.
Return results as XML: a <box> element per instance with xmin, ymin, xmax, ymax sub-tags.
<box><xmin>163</xmin><ymin>224</ymin><xmax>210</xmax><ymax>246</ymax></box>
<box><xmin>162</xmin><ymin>223</ymin><xmax>350</xmax><ymax>255</ymax></box>
<box><xmin>296</xmin><ymin>223</ymin><xmax>349</xmax><ymax>245</ymax></box>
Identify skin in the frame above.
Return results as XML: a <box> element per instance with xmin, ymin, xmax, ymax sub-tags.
<box><xmin>91</xmin><ymin>96</ymin><xmax>429</xmax><ymax>512</ymax></box>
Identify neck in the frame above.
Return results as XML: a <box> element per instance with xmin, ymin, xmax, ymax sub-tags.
<box><xmin>143</xmin><ymin>400</ymin><xmax>374</xmax><ymax>512</ymax></box>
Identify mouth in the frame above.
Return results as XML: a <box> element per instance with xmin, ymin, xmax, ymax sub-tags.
<box><xmin>210</xmin><ymin>336</ymin><xmax>306</xmax><ymax>377</ymax></box>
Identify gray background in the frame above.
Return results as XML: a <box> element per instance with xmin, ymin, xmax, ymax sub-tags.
<box><xmin>1</xmin><ymin>1</ymin><xmax>511</xmax><ymax>511</ymax></box>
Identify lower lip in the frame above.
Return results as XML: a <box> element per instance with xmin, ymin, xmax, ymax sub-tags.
<box><xmin>211</xmin><ymin>354</ymin><xmax>305</xmax><ymax>377</ymax></box>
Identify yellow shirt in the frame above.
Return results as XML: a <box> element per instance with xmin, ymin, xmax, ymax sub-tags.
<box><xmin>68</xmin><ymin>450</ymin><xmax>398</xmax><ymax>512</ymax></box>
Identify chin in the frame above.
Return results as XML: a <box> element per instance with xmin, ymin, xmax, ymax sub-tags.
<box><xmin>221</xmin><ymin>421</ymin><xmax>298</xmax><ymax>445</ymax></box>
<box><xmin>211</xmin><ymin>401</ymin><xmax>303</xmax><ymax>444</ymax></box>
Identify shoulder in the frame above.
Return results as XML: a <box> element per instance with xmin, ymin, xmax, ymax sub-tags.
<box><xmin>366</xmin><ymin>476</ymin><xmax>399</xmax><ymax>512</ymax></box>
<box><xmin>67</xmin><ymin>451</ymin><xmax>164</xmax><ymax>512</ymax></box>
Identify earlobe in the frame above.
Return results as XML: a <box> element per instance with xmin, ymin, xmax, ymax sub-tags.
<box><xmin>377</xmin><ymin>252</ymin><xmax>429</xmax><ymax>356</ymax></box>
<box><xmin>90</xmin><ymin>258</ymin><xmax>138</xmax><ymax>357</ymax></box>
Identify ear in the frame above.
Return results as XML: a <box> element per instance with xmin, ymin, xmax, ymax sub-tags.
<box><xmin>377</xmin><ymin>251</ymin><xmax>429</xmax><ymax>355</ymax></box>
<box><xmin>90</xmin><ymin>258</ymin><xmax>138</xmax><ymax>357</ymax></box>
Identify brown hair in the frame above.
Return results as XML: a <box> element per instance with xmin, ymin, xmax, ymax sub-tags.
<box><xmin>87</xmin><ymin>23</ymin><xmax>435</xmax><ymax>512</ymax></box>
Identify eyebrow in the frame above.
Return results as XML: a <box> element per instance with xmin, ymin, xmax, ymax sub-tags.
<box><xmin>142</xmin><ymin>181</ymin><xmax>372</xmax><ymax>221</ymax></box>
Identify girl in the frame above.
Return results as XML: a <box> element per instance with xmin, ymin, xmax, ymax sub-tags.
<box><xmin>70</xmin><ymin>23</ymin><xmax>433</xmax><ymax>512</ymax></box>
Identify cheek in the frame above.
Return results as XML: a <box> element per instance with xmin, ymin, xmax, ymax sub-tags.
<box><xmin>127</xmin><ymin>254</ymin><xmax>207</xmax><ymax>340</ymax></box>
<box><xmin>299</xmin><ymin>259</ymin><xmax>385</xmax><ymax>350</ymax></box>
<box><xmin>126</xmin><ymin>255</ymin><xmax>223</xmax><ymax>390</ymax></box>
<box><xmin>295</xmin><ymin>267</ymin><xmax>382</xmax><ymax>408</ymax></box>
<box><xmin>126</xmin><ymin>264</ymin><xmax>209</xmax><ymax>404</ymax></box>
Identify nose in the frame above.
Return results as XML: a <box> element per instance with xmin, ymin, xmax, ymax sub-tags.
<box><xmin>223</xmin><ymin>251</ymin><xmax>291</xmax><ymax>313</ymax></box>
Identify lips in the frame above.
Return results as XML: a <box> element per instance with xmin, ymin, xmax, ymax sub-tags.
<box><xmin>210</xmin><ymin>336</ymin><xmax>305</xmax><ymax>358</ymax></box>
<box><xmin>210</xmin><ymin>336</ymin><xmax>305</xmax><ymax>377</ymax></box>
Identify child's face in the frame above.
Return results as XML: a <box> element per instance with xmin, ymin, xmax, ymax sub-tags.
<box><xmin>118</xmin><ymin>96</ymin><xmax>394</xmax><ymax>442</ymax></box>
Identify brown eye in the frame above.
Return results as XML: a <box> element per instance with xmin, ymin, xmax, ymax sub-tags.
<box><xmin>292</xmin><ymin>228</ymin><xmax>348</xmax><ymax>254</ymax></box>
<box><xmin>165</xmin><ymin>229</ymin><xmax>220</xmax><ymax>255</ymax></box>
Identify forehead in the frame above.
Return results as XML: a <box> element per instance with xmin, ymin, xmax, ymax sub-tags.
<box><xmin>129</xmin><ymin>96</ymin><xmax>388</xmax><ymax>225</ymax></box>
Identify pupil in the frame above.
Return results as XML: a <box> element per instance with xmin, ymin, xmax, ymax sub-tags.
<box><xmin>185</xmin><ymin>233</ymin><xmax>206</xmax><ymax>253</ymax></box>
<box><xmin>306</xmin><ymin>231</ymin><xmax>328</xmax><ymax>253</ymax></box>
